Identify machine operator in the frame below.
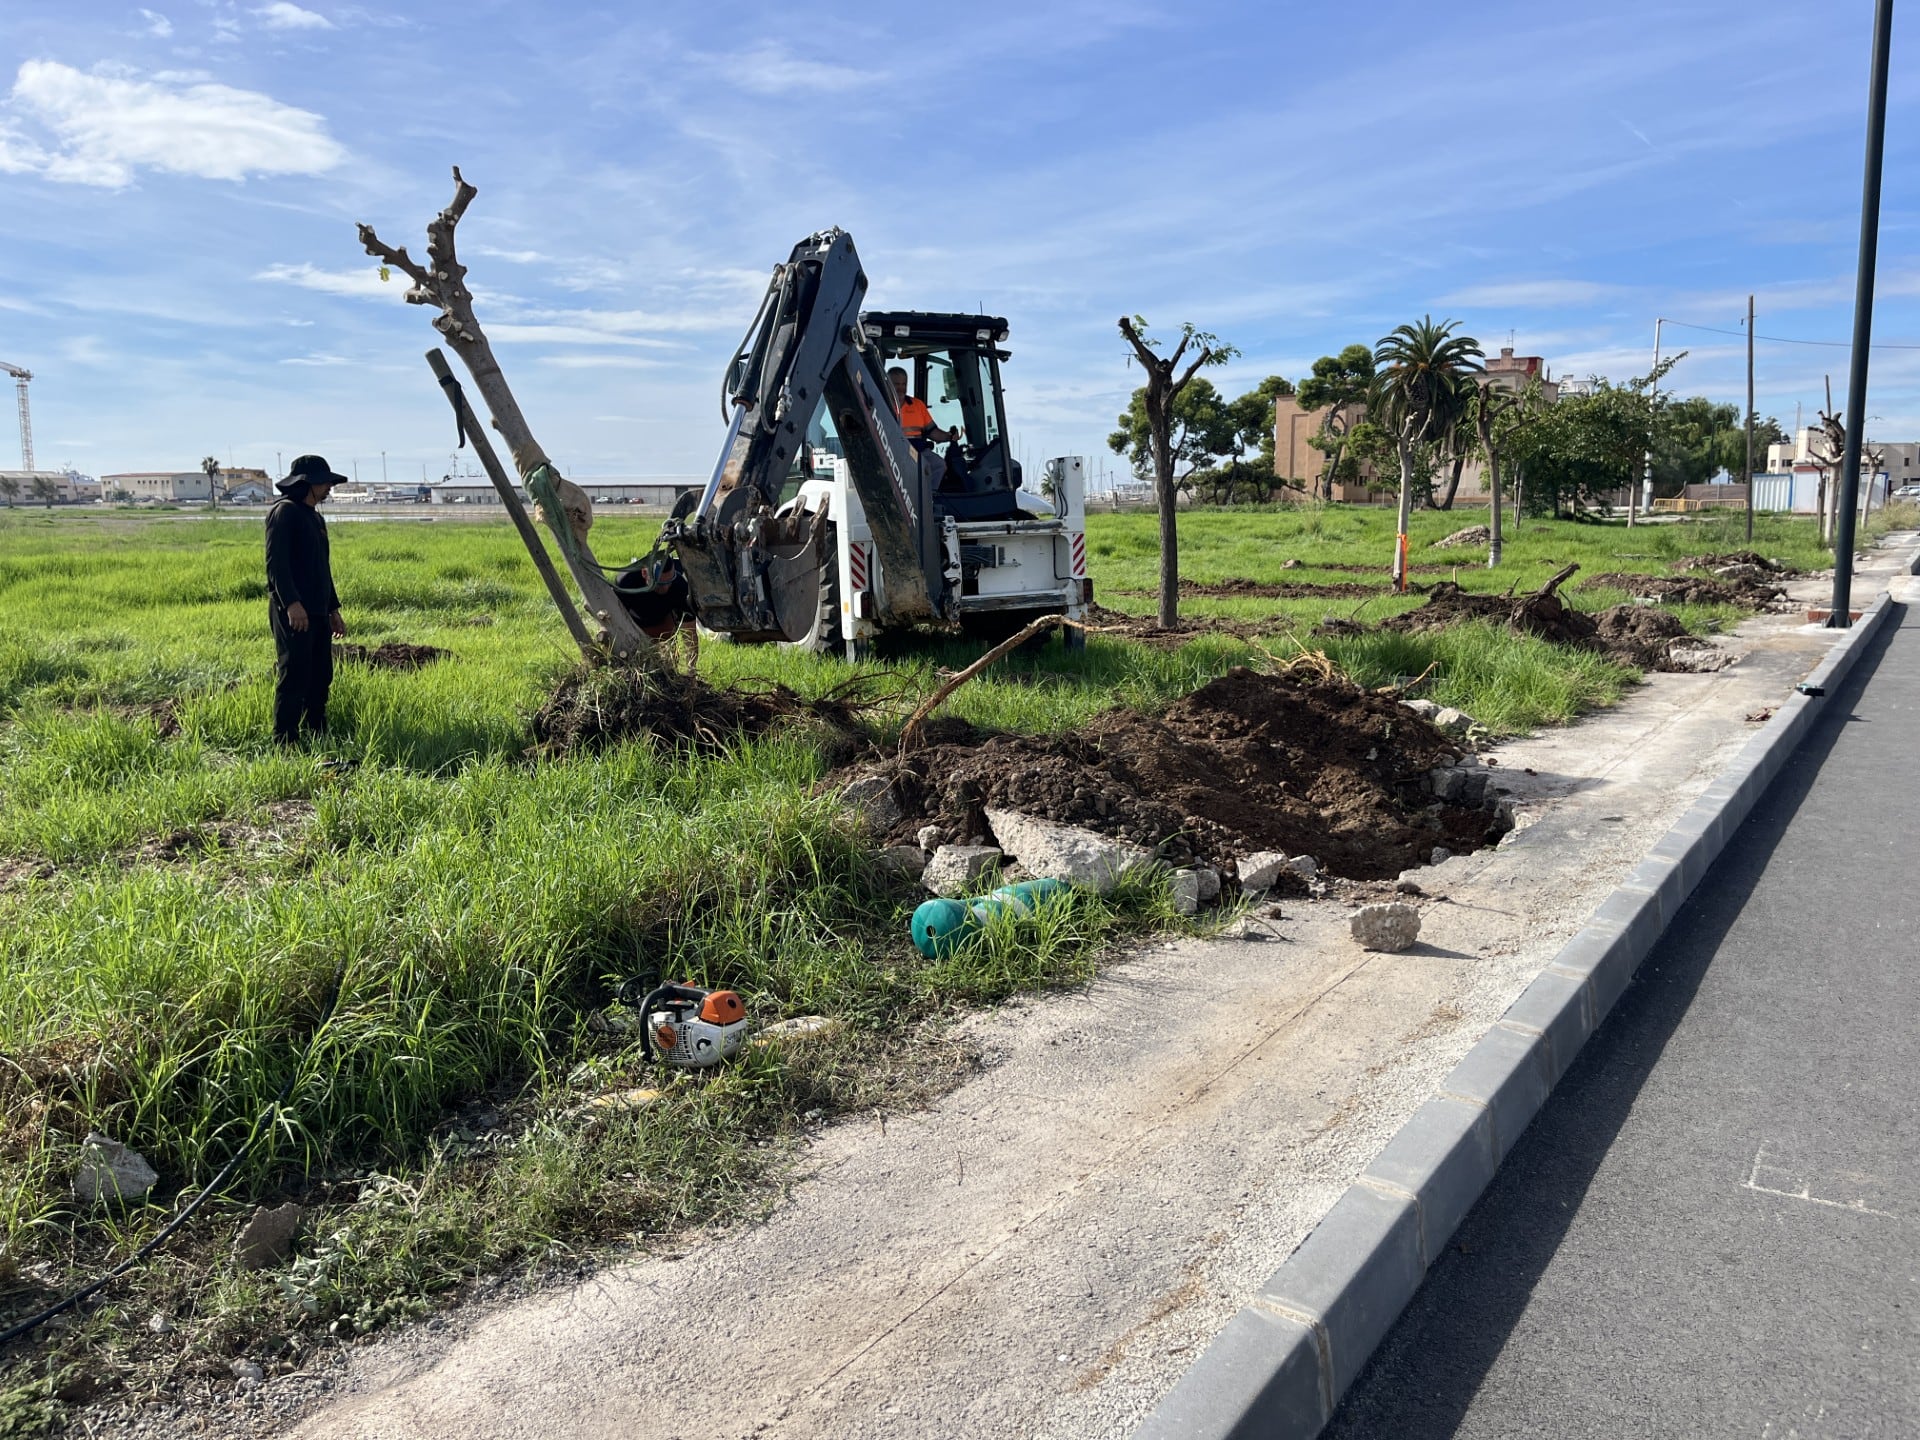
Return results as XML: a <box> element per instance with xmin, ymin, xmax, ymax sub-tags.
<box><xmin>887</xmin><ymin>367</ymin><xmax>958</xmax><ymax>452</ymax></box>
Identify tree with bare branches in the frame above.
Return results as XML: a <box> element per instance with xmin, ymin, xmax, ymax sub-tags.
<box><xmin>1117</xmin><ymin>317</ymin><xmax>1237</xmax><ymax>627</ymax></box>
<box><xmin>359</xmin><ymin>169</ymin><xmax>654</xmax><ymax>664</ymax></box>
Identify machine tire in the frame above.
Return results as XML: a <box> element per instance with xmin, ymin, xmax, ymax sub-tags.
<box><xmin>776</xmin><ymin>519</ymin><xmax>841</xmax><ymax>655</ymax></box>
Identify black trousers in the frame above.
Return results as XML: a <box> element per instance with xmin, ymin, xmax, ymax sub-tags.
<box><xmin>270</xmin><ymin>604</ymin><xmax>333</xmax><ymax>742</ymax></box>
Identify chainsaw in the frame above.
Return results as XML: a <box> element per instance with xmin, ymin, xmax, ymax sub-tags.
<box><xmin>637</xmin><ymin>983</ymin><xmax>748</xmax><ymax>1069</ymax></box>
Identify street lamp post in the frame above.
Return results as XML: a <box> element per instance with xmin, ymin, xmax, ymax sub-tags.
<box><xmin>1830</xmin><ymin>0</ymin><xmax>1893</xmax><ymax>629</ymax></box>
<box><xmin>1639</xmin><ymin>317</ymin><xmax>1664</xmax><ymax>521</ymax></box>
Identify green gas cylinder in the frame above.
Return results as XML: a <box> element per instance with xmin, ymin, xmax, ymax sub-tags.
<box><xmin>911</xmin><ymin>878</ymin><xmax>1070</xmax><ymax>959</ymax></box>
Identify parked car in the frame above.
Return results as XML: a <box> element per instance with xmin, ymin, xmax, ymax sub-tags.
<box><xmin>1892</xmin><ymin>484</ymin><xmax>1920</xmax><ymax>500</ymax></box>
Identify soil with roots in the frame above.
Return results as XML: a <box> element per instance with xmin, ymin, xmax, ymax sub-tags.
<box><xmin>862</xmin><ymin>667</ymin><xmax>1509</xmax><ymax>880</ymax></box>
<box><xmin>1579</xmin><ymin>571</ymin><xmax>1789</xmax><ymax>609</ymax></box>
<box><xmin>334</xmin><ymin>641</ymin><xmax>452</xmax><ymax>670</ymax></box>
<box><xmin>532</xmin><ymin>665</ymin><xmax>875</xmax><ymax>758</ymax></box>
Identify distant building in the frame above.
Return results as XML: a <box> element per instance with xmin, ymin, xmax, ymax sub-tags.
<box><xmin>1767</xmin><ymin>429</ymin><xmax>1918</xmax><ymax>483</ymax></box>
<box><xmin>0</xmin><ymin>468</ymin><xmax>99</xmax><ymax>503</ymax></box>
<box><xmin>428</xmin><ymin>478</ymin><xmax>702</xmax><ymax>509</ymax></box>
<box><xmin>1481</xmin><ymin>347</ymin><xmax>1560</xmax><ymax>403</ymax></box>
<box><xmin>1272</xmin><ymin>395</ymin><xmax>1389</xmax><ymax>501</ymax></box>
<box><xmin>104</xmin><ymin>470</ymin><xmax>215</xmax><ymax>502</ymax></box>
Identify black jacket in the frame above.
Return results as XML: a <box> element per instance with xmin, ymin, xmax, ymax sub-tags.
<box><xmin>264</xmin><ymin>499</ymin><xmax>339</xmax><ymax>614</ymax></box>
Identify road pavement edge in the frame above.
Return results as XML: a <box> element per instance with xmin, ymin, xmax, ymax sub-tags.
<box><xmin>1134</xmin><ymin>571</ymin><xmax>1912</xmax><ymax>1440</ymax></box>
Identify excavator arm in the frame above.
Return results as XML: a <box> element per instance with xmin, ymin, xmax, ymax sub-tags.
<box><xmin>664</xmin><ymin>229</ymin><xmax>944</xmax><ymax>641</ymax></box>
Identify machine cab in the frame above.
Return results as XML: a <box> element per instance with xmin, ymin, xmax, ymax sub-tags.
<box><xmin>861</xmin><ymin>311</ymin><xmax>1024</xmax><ymax>521</ymax></box>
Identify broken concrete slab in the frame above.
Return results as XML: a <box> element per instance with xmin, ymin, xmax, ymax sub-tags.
<box><xmin>234</xmin><ymin>1202</ymin><xmax>303</xmax><ymax>1271</ymax></box>
<box><xmin>1170</xmin><ymin>870</ymin><xmax>1203</xmax><ymax>916</ymax></box>
<box><xmin>983</xmin><ymin>809</ymin><xmax>1149</xmax><ymax>895</ymax></box>
<box><xmin>839</xmin><ymin>773</ymin><xmax>904</xmax><ymax>832</ymax></box>
<box><xmin>922</xmin><ymin>845</ymin><xmax>1003</xmax><ymax>897</ymax></box>
<box><xmin>1351</xmin><ymin>902</ymin><xmax>1422</xmax><ymax>953</ymax></box>
<box><xmin>1236</xmin><ymin>851</ymin><xmax>1288</xmax><ymax>892</ymax></box>
<box><xmin>73</xmin><ymin>1134</ymin><xmax>158</xmax><ymax>1206</ymax></box>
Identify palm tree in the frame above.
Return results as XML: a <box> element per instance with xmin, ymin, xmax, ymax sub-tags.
<box><xmin>0</xmin><ymin>474</ymin><xmax>18</xmax><ymax>508</ymax></box>
<box><xmin>29</xmin><ymin>475</ymin><xmax>58</xmax><ymax>508</ymax></box>
<box><xmin>202</xmin><ymin>455</ymin><xmax>221</xmax><ymax>512</ymax></box>
<box><xmin>1374</xmin><ymin>317</ymin><xmax>1484</xmax><ymax>586</ymax></box>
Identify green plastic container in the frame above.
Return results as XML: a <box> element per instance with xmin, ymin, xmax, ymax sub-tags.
<box><xmin>911</xmin><ymin>878</ymin><xmax>1070</xmax><ymax>958</ymax></box>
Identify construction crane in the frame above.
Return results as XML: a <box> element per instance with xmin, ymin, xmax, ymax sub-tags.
<box><xmin>0</xmin><ymin>360</ymin><xmax>30</xmax><ymax>473</ymax></box>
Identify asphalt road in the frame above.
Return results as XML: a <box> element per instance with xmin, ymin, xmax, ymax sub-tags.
<box><xmin>1327</xmin><ymin>602</ymin><xmax>1920</xmax><ymax>1440</ymax></box>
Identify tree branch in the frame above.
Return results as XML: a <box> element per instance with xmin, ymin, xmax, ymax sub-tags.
<box><xmin>359</xmin><ymin>167</ymin><xmax>655</xmax><ymax>664</ymax></box>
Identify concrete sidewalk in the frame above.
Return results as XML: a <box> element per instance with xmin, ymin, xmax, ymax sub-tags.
<box><xmin>1327</xmin><ymin>597</ymin><xmax>1920</xmax><ymax>1439</ymax></box>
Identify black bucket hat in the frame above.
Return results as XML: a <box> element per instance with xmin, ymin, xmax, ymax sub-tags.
<box><xmin>277</xmin><ymin>454</ymin><xmax>349</xmax><ymax>496</ymax></box>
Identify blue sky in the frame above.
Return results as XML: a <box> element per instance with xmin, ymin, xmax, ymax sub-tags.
<box><xmin>1</xmin><ymin>0</ymin><xmax>1916</xmax><ymax>483</ymax></box>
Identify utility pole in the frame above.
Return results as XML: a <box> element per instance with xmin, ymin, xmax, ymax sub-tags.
<box><xmin>1830</xmin><ymin>0</ymin><xmax>1893</xmax><ymax>630</ymax></box>
<box><xmin>1637</xmin><ymin>317</ymin><xmax>1664</xmax><ymax>525</ymax></box>
<box><xmin>1744</xmin><ymin>294</ymin><xmax>1756</xmax><ymax>543</ymax></box>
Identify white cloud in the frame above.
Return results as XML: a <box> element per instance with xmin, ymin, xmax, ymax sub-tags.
<box><xmin>255</xmin><ymin>2</ymin><xmax>334</xmax><ymax>31</ymax></box>
<box><xmin>281</xmin><ymin>353</ymin><xmax>351</xmax><ymax>365</ymax></box>
<box><xmin>0</xmin><ymin>60</ymin><xmax>345</xmax><ymax>186</ymax></box>
<box><xmin>723</xmin><ymin>44</ymin><xmax>869</xmax><ymax>95</ymax></box>
<box><xmin>536</xmin><ymin>354</ymin><xmax>669</xmax><ymax>369</ymax></box>
<box><xmin>139</xmin><ymin>9</ymin><xmax>174</xmax><ymax>38</ymax></box>
<box><xmin>1438</xmin><ymin>280</ymin><xmax>1622</xmax><ymax>309</ymax></box>
<box><xmin>488</xmin><ymin>323</ymin><xmax>681</xmax><ymax>349</ymax></box>
<box><xmin>257</xmin><ymin>262</ymin><xmax>402</xmax><ymax>299</ymax></box>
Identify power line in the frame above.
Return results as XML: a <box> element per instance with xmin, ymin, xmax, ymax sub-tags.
<box><xmin>1661</xmin><ymin>318</ymin><xmax>1920</xmax><ymax>351</ymax></box>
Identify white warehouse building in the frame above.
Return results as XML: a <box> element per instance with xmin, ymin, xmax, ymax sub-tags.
<box><xmin>429</xmin><ymin>477</ymin><xmax>703</xmax><ymax>510</ymax></box>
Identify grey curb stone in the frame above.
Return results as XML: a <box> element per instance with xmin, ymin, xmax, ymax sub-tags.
<box><xmin>1134</xmin><ymin>583</ymin><xmax>1905</xmax><ymax>1440</ymax></box>
<box><xmin>1437</xmin><ymin>1022</ymin><xmax>1551</xmax><ymax>1163</ymax></box>
<box><xmin>1498</xmin><ymin>967</ymin><xmax>1594</xmax><ymax>1087</ymax></box>
<box><xmin>1256</xmin><ymin>1184</ymin><xmax>1424</xmax><ymax>1401</ymax></box>
<box><xmin>1132</xmin><ymin>1304</ymin><xmax>1328</xmax><ymax>1439</ymax></box>
<box><xmin>1359</xmin><ymin>1096</ymin><xmax>1496</xmax><ymax>1266</ymax></box>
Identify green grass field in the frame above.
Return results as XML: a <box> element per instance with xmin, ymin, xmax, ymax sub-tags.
<box><xmin>0</xmin><ymin>500</ymin><xmax>1882</xmax><ymax>1417</ymax></box>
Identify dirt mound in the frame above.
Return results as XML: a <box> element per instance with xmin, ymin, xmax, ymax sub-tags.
<box><xmin>533</xmin><ymin>666</ymin><xmax>870</xmax><ymax>756</ymax></box>
<box><xmin>1588</xmin><ymin>604</ymin><xmax>1732</xmax><ymax>672</ymax></box>
<box><xmin>1430</xmin><ymin>525</ymin><xmax>1491</xmax><ymax>550</ymax></box>
<box><xmin>1581</xmin><ymin>571</ymin><xmax>1785</xmax><ymax>608</ymax></box>
<box><xmin>1674</xmin><ymin>550</ymin><xmax>1800</xmax><ymax>577</ymax></box>
<box><xmin>864</xmin><ymin>667</ymin><xmax>1509</xmax><ymax>880</ymax></box>
<box><xmin>1109</xmin><ymin>579</ymin><xmax>1381</xmax><ymax>600</ymax></box>
<box><xmin>335</xmin><ymin>641</ymin><xmax>451</xmax><ymax>670</ymax></box>
<box><xmin>1378</xmin><ymin>580</ymin><xmax>1599</xmax><ymax>647</ymax></box>
<box><xmin>1082</xmin><ymin>603</ymin><xmax>1277</xmax><ymax>648</ymax></box>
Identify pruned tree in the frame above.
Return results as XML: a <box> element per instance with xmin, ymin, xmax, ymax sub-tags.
<box><xmin>359</xmin><ymin>168</ymin><xmax>653</xmax><ymax>664</ymax></box>
<box><xmin>1116</xmin><ymin>317</ymin><xmax>1237</xmax><ymax>626</ymax></box>
<box><xmin>1374</xmin><ymin>317</ymin><xmax>1483</xmax><ymax>586</ymax></box>
<box><xmin>1471</xmin><ymin>376</ymin><xmax>1540</xmax><ymax>568</ymax></box>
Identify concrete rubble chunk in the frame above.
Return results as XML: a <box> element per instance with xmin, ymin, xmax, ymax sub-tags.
<box><xmin>1236</xmin><ymin>851</ymin><xmax>1289</xmax><ymax>892</ymax></box>
<box><xmin>1429</xmin><ymin>766</ymin><xmax>1467</xmax><ymax>801</ymax></box>
<box><xmin>983</xmin><ymin>809</ymin><xmax>1149</xmax><ymax>895</ymax></box>
<box><xmin>1285</xmin><ymin>855</ymin><xmax>1318</xmax><ymax>879</ymax></box>
<box><xmin>73</xmin><ymin>1133</ymin><xmax>158</xmax><ymax>1205</ymax></box>
<box><xmin>874</xmin><ymin>845</ymin><xmax>928</xmax><ymax>879</ymax></box>
<box><xmin>915</xmin><ymin>824</ymin><xmax>946</xmax><ymax>853</ymax></box>
<box><xmin>234</xmin><ymin>1202</ymin><xmax>302</xmax><ymax>1271</ymax></box>
<box><xmin>839</xmin><ymin>772</ymin><xmax>903</xmax><ymax>832</ymax></box>
<box><xmin>1401</xmin><ymin>698</ymin><xmax>1442</xmax><ymax>720</ymax></box>
<box><xmin>1351</xmin><ymin>902</ymin><xmax>1422</xmax><ymax>952</ymax></box>
<box><xmin>1431</xmin><ymin>524</ymin><xmax>1491</xmax><ymax>550</ymax></box>
<box><xmin>1170</xmin><ymin>870</ymin><xmax>1202</xmax><ymax>916</ymax></box>
<box><xmin>230</xmin><ymin>1360</ymin><xmax>265</xmax><ymax>1386</ymax></box>
<box><xmin>1192</xmin><ymin>866</ymin><xmax>1222</xmax><ymax>902</ymax></box>
<box><xmin>1431</xmin><ymin>707</ymin><xmax>1474</xmax><ymax>738</ymax></box>
<box><xmin>1431</xmin><ymin>846</ymin><xmax>1453</xmax><ymax>865</ymax></box>
<box><xmin>922</xmin><ymin>844</ymin><xmax>1003</xmax><ymax>897</ymax></box>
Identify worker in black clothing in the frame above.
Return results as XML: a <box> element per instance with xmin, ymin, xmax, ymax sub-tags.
<box><xmin>265</xmin><ymin>454</ymin><xmax>347</xmax><ymax>745</ymax></box>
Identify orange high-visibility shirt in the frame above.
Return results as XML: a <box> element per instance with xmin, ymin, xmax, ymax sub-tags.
<box><xmin>899</xmin><ymin>396</ymin><xmax>935</xmax><ymax>439</ymax></box>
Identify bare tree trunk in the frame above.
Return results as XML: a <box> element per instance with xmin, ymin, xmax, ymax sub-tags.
<box><xmin>1392</xmin><ymin>433</ymin><xmax>1415</xmax><ymax>590</ymax></box>
<box><xmin>1484</xmin><ymin>430</ymin><xmax>1504</xmax><ymax>566</ymax></box>
<box><xmin>1435</xmin><ymin>448</ymin><xmax>1467</xmax><ymax>510</ymax></box>
<box><xmin>360</xmin><ymin>169</ymin><xmax>655</xmax><ymax>665</ymax></box>
<box><xmin>1153</xmin><ymin>417</ymin><xmax>1179</xmax><ymax>628</ymax></box>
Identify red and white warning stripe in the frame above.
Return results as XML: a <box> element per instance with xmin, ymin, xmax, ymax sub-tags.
<box><xmin>848</xmin><ymin>540</ymin><xmax>868</xmax><ymax>593</ymax></box>
<box><xmin>1069</xmin><ymin>531</ymin><xmax>1086</xmax><ymax>578</ymax></box>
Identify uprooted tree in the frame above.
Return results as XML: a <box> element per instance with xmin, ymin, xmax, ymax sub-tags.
<box><xmin>358</xmin><ymin>168</ymin><xmax>655</xmax><ymax>665</ymax></box>
<box><xmin>1116</xmin><ymin>317</ymin><xmax>1237</xmax><ymax>627</ymax></box>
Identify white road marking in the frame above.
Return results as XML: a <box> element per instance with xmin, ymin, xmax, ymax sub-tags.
<box><xmin>1743</xmin><ymin>1143</ymin><xmax>1898</xmax><ymax>1219</ymax></box>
